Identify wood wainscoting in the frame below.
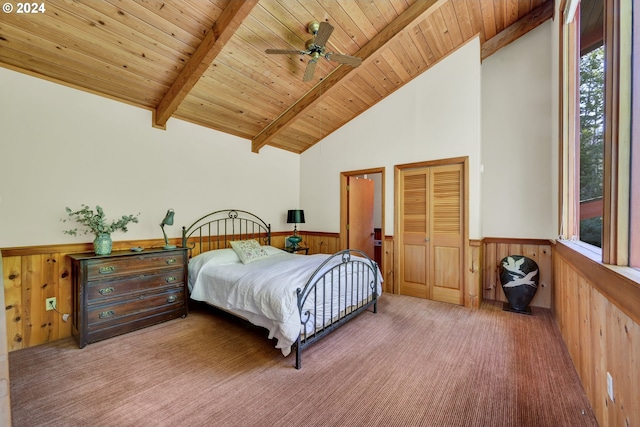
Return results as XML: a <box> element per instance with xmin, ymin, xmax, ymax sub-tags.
<box><xmin>1</xmin><ymin>232</ymin><xmax>384</xmax><ymax>351</ymax></box>
<box><xmin>1</xmin><ymin>239</ymin><xmax>183</xmax><ymax>352</ymax></box>
<box><xmin>482</xmin><ymin>238</ymin><xmax>553</xmax><ymax>309</ymax></box>
<box><xmin>553</xmin><ymin>241</ymin><xmax>640</xmax><ymax>427</ymax></box>
<box><xmin>299</xmin><ymin>231</ymin><xmax>395</xmax><ymax>294</ymax></box>
<box><xmin>300</xmin><ymin>232</ymin><xmax>477</xmax><ymax>302</ymax></box>
<box><xmin>1</xmin><ymin>233</ymin><xmax>301</xmax><ymax>352</ymax></box>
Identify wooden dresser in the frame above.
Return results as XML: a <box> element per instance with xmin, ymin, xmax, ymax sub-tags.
<box><xmin>68</xmin><ymin>247</ymin><xmax>188</xmax><ymax>348</ymax></box>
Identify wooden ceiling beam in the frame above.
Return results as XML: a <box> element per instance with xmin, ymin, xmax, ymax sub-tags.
<box><xmin>481</xmin><ymin>0</ymin><xmax>554</xmax><ymax>61</ymax></box>
<box><xmin>251</xmin><ymin>0</ymin><xmax>447</xmax><ymax>153</ymax></box>
<box><xmin>152</xmin><ymin>0</ymin><xmax>258</xmax><ymax>129</ymax></box>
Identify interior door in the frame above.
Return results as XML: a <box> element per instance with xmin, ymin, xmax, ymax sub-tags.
<box><xmin>398</xmin><ymin>163</ymin><xmax>463</xmax><ymax>304</ymax></box>
<box><xmin>398</xmin><ymin>169</ymin><xmax>429</xmax><ymax>298</ymax></box>
<box><xmin>348</xmin><ymin>176</ymin><xmax>375</xmax><ymax>259</ymax></box>
<box><xmin>428</xmin><ymin>164</ymin><xmax>463</xmax><ymax>305</ymax></box>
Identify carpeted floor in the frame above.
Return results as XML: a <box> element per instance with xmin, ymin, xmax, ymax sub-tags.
<box><xmin>9</xmin><ymin>294</ymin><xmax>598</xmax><ymax>427</ymax></box>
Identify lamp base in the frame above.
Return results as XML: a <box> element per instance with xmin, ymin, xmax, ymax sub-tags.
<box><xmin>163</xmin><ymin>244</ymin><xmax>177</xmax><ymax>250</ymax></box>
<box><xmin>287</xmin><ymin>235</ymin><xmax>302</xmax><ymax>250</ymax></box>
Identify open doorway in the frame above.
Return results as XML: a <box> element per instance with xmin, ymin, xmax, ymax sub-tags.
<box><xmin>340</xmin><ymin>168</ymin><xmax>385</xmax><ymax>271</ymax></box>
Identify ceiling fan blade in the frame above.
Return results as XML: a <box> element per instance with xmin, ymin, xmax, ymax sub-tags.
<box><xmin>303</xmin><ymin>60</ymin><xmax>318</xmax><ymax>82</ymax></box>
<box><xmin>326</xmin><ymin>53</ymin><xmax>362</xmax><ymax>67</ymax></box>
<box><xmin>313</xmin><ymin>22</ymin><xmax>334</xmax><ymax>47</ymax></box>
<box><xmin>266</xmin><ymin>49</ymin><xmax>306</xmax><ymax>55</ymax></box>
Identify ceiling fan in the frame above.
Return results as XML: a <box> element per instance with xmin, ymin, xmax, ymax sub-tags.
<box><xmin>266</xmin><ymin>21</ymin><xmax>363</xmax><ymax>82</ymax></box>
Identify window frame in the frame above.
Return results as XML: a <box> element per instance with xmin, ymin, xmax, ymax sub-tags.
<box><xmin>560</xmin><ymin>0</ymin><xmax>635</xmax><ymax>268</ymax></box>
<box><xmin>630</xmin><ymin>0</ymin><xmax>640</xmax><ymax>268</ymax></box>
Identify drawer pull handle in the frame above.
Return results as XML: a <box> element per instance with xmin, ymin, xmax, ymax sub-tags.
<box><xmin>165</xmin><ymin>276</ymin><xmax>177</xmax><ymax>283</ymax></box>
<box><xmin>99</xmin><ymin>310</ymin><xmax>115</xmax><ymax>319</ymax></box>
<box><xmin>99</xmin><ymin>266</ymin><xmax>115</xmax><ymax>274</ymax></box>
<box><xmin>98</xmin><ymin>287</ymin><xmax>115</xmax><ymax>295</ymax></box>
<box><xmin>167</xmin><ymin>295</ymin><xmax>177</xmax><ymax>303</ymax></box>
<box><xmin>166</xmin><ymin>258</ymin><xmax>177</xmax><ymax>265</ymax></box>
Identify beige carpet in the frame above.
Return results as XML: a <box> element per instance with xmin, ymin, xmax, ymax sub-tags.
<box><xmin>9</xmin><ymin>294</ymin><xmax>598</xmax><ymax>427</ymax></box>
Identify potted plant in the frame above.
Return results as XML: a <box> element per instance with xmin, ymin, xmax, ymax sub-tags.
<box><xmin>62</xmin><ymin>204</ymin><xmax>140</xmax><ymax>255</ymax></box>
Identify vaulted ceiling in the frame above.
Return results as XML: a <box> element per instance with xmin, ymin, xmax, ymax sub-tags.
<box><xmin>0</xmin><ymin>0</ymin><xmax>554</xmax><ymax>154</ymax></box>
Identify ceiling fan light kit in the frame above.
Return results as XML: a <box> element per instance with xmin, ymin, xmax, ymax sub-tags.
<box><xmin>307</xmin><ymin>21</ymin><xmax>320</xmax><ymax>35</ymax></box>
<box><xmin>266</xmin><ymin>21</ymin><xmax>362</xmax><ymax>82</ymax></box>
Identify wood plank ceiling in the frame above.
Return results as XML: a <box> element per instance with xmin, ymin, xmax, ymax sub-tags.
<box><xmin>0</xmin><ymin>0</ymin><xmax>553</xmax><ymax>154</ymax></box>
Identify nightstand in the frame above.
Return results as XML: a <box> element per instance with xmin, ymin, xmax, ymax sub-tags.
<box><xmin>68</xmin><ymin>247</ymin><xmax>188</xmax><ymax>348</ymax></box>
<box><xmin>284</xmin><ymin>246</ymin><xmax>309</xmax><ymax>255</ymax></box>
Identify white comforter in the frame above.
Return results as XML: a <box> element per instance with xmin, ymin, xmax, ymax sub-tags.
<box><xmin>188</xmin><ymin>248</ymin><xmax>382</xmax><ymax>356</ymax></box>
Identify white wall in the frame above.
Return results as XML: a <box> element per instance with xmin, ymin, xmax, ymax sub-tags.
<box><xmin>0</xmin><ymin>68</ymin><xmax>300</xmax><ymax>247</ymax></box>
<box><xmin>301</xmin><ymin>21</ymin><xmax>556</xmax><ymax>241</ymax></box>
<box><xmin>480</xmin><ymin>21</ymin><xmax>556</xmax><ymax>239</ymax></box>
<box><xmin>300</xmin><ymin>37</ymin><xmax>483</xmax><ymax>239</ymax></box>
<box><xmin>1</xmin><ymin>21</ymin><xmax>557</xmax><ymax>248</ymax></box>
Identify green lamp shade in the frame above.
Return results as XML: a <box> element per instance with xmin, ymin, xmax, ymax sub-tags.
<box><xmin>287</xmin><ymin>210</ymin><xmax>305</xmax><ymax>224</ymax></box>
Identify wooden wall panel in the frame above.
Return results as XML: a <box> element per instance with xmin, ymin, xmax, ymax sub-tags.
<box><xmin>3</xmin><ymin>256</ymin><xmax>23</xmax><ymax>351</ymax></box>
<box><xmin>58</xmin><ymin>253</ymin><xmax>73</xmax><ymax>341</ymax></box>
<box><xmin>554</xmin><ymin>246</ymin><xmax>640</xmax><ymax>427</ymax></box>
<box><xmin>300</xmin><ymin>232</ymin><xmax>340</xmax><ymax>255</ymax></box>
<box><xmin>383</xmin><ymin>236</ymin><xmax>394</xmax><ymax>294</ymax></box>
<box><xmin>0</xmin><ymin>232</ymin><xmax>333</xmax><ymax>354</ymax></box>
<box><xmin>300</xmin><ymin>232</ymin><xmax>397</xmax><ymax>295</ymax></box>
<box><xmin>2</xmin><ymin>239</ymin><xmax>173</xmax><ymax>351</ymax></box>
<box><xmin>466</xmin><ymin>240</ymin><xmax>482</xmax><ymax>308</ymax></box>
<box><xmin>2</xmin><ymin>253</ymin><xmax>72</xmax><ymax>351</ymax></box>
<box><xmin>482</xmin><ymin>238</ymin><xmax>553</xmax><ymax>308</ymax></box>
<box><xmin>0</xmin><ymin>252</ymin><xmax>10</xmax><ymax>427</ymax></box>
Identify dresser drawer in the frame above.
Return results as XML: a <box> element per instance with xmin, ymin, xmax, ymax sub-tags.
<box><xmin>86</xmin><ymin>251</ymin><xmax>185</xmax><ymax>280</ymax></box>
<box><xmin>86</xmin><ymin>268</ymin><xmax>183</xmax><ymax>303</ymax></box>
<box><xmin>87</xmin><ymin>288</ymin><xmax>185</xmax><ymax>327</ymax></box>
<box><xmin>86</xmin><ymin>306</ymin><xmax>185</xmax><ymax>345</ymax></box>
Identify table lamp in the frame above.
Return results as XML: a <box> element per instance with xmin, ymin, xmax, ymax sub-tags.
<box><xmin>286</xmin><ymin>209</ymin><xmax>305</xmax><ymax>249</ymax></box>
<box><xmin>160</xmin><ymin>209</ymin><xmax>176</xmax><ymax>249</ymax></box>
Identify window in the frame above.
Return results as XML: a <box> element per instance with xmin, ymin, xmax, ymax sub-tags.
<box><xmin>561</xmin><ymin>0</ymin><xmax>636</xmax><ymax>268</ymax></box>
<box><xmin>579</xmin><ymin>45</ymin><xmax>604</xmax><ymax>247</ymax></box>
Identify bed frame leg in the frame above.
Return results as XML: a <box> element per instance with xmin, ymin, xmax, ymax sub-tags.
<box><xmin>295</xmin><ymin>341</ymin><xmax>302</xmax><ymax>369</ymax></box>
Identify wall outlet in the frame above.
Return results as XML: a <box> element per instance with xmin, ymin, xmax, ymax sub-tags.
<box><xmin>45</xmin><ymin>297</ymin><xmax>56</xmax><ymax>311</ymax></box>
<box><xmin>607</xmin><ymin>371</ymin><xmax>614</xmax><ymax>401</ymax></box>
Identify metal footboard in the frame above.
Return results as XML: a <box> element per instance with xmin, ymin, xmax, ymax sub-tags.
<box><xmin>295</xmin><ymin>249</ymin><xmax>379</xmax><ymax>369</ymax></box>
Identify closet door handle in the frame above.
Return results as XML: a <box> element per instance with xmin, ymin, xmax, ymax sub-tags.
<box><xmin>425</xmin><ymin>238</ymin><xmax>430</xmax><ymax>242</ymax></box>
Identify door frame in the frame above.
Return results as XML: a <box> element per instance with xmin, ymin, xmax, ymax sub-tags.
<box><xmin>340</xmin><ymin>167</ymin><xmax>385</xmax><ymax>277</ymax></box>
<box><xmin>394</xmin><ymin>156</ymin><xmax>469</xmax><ymax>298</ymax></box>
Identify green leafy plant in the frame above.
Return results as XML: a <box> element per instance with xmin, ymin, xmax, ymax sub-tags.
<box><xmin>62</xmin><ymin>204</ymin><xmax>140</xmax><ymax>236</ymax></box>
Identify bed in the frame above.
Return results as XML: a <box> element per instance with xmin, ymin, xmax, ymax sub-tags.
<box><xmin>181</xmin><ymin>209</ymin><xmax>382</xmax><ymax>369</ymax></box>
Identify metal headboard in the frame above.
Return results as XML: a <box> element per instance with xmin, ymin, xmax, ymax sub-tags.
<box><xmin>181</xmin><ymin>209</ymin><xmax>271</xmax><ymax>256</ymax></box>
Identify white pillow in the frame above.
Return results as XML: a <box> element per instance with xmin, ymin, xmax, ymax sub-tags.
<box><xmin>189</xmin><ymin>248</ymin><xmax>240</xmax><ymax>274</ymax></box>
<box><xmin>230</xmin><ymin>239</ymin><xmax>270</xmax><ymax>264</ymax></box>
<box><xmin>262</xmin><ymin>245</ymin><xmax>286</xmax><ymax>256</ymax></box>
